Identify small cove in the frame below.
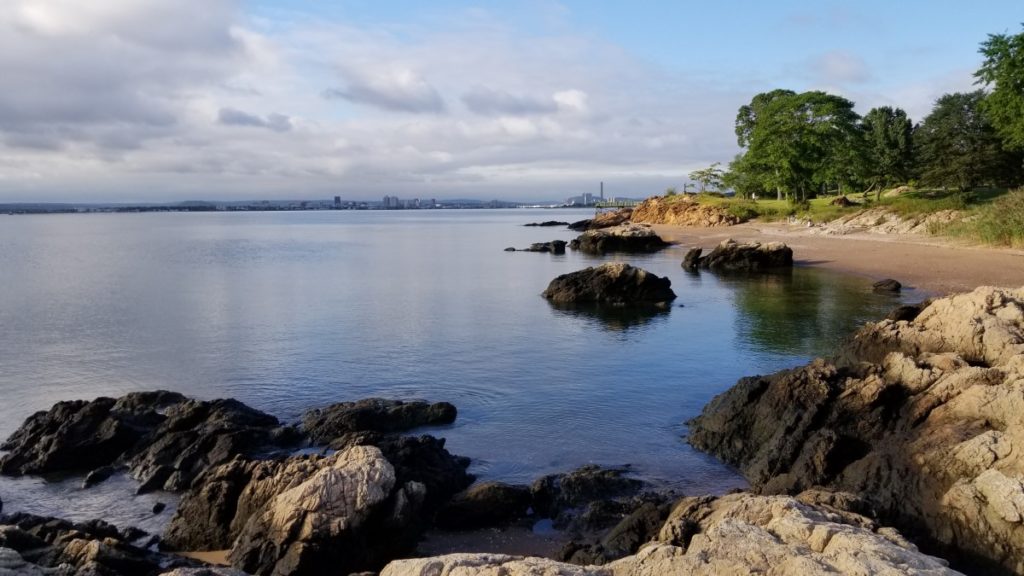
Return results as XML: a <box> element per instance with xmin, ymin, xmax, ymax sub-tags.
<box><xmin>0</xmin><ymin>209</ymin><xmax>914</xmax><ymax>531</ymax></box>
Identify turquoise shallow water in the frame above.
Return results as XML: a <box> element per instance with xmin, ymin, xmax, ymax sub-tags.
<box><xmin>0</xmin><ymin>209</ymin><xmax>912</xmax><ymax>531</ymax></box>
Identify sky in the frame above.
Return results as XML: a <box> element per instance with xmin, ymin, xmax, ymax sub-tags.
<box><xmin>0</xmin><ymin>1</ymin><xmax>1020</xmax><ymax>203</ymax></box>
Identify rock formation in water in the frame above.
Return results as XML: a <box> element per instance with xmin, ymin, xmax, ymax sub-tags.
<box><xmin>630</xmin><ymin>195</ymin><xmax>742</xmax><ymax>227</ymax></box>
<box><xmin>300</xmin><ymin>398</ymin><xmax>456</xmax><ymax>444</ymax></box>
<box><xmin>689</xmin><ymin>286</ymin><xmax>1024</xmax><ymax>575</ymax></box>
<box><xmin>542</xmin><ymin>263</ymin><xmax>676</xmax><ymax>307</ymax></box>
<box><xmin>683</xmin><ymin>239</ymin><xmax>793</xmax><ymax>272</ymax></box>
<box><xmin>524</xmin><ymin>221</ymin><xmax>569</xmax><ymax>227</ymax></box>
<box><xmin>569</xmin><ymin>224</ymin><xmax>668</xmax><ymax>254</ymax></box>
<box><xmin>0</xmin><ymin>511</ymin><xmax>196</xmax><ymax>575</ymax></box>
<box><xmin>0</xmin><ymin>392</ymin><xmax>299</xmax><ymax>493</ymax></box>
<box><xmin>381</xmin><ymin>493</ymin><xmax>960</xmax><ymax>575</ymax></box>
<box><xmin>873</xmin><ymin>278</ymin><xmax>903</xmax><ymax>293</ymax></box>
<box><xmin>568</xmin><ymin>209</ymin><xmax>633</xmax><ymax>232</ymax></box>
<box><xmin>510</xmin><ymin>240</ymin><xmax>568</xmax><ymax>254</ymax></box>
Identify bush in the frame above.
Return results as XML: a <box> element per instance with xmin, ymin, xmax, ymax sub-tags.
<box><xmin>965</xmin><ymin>188</ymin><xmax>1024</xmax><ymax>247</ymax></box>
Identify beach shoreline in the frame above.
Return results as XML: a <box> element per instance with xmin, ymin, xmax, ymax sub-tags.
<box><xmin>652</xmin><ymin>221</ymin><xmax>1024</xmax><ymax>296</ymax></box>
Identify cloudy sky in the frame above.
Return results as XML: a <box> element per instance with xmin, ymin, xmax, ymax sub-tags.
<box><xmin>0</xmin><ymin>0</ymin><xmax>1020</xmax><ymax>203</ymax></box>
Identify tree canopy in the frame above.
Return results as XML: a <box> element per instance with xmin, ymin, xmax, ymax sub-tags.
<box><xmin>861</xmin><ymin>106</ymin><xmax>914</xmax><ymax>187</ymax></box>
<box><xmin>688</xmin><ymin>162</ymin><xmax>725</xmax><ymax>192</ymax></box>
<box><xmin>976</xmin><ymin>24</ymin><xmax>1024</xmax><ymax>150</ymax></box>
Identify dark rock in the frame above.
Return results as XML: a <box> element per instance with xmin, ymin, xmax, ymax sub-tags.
<box><xmin>0</xmin><ymin>511</ymin><xmax>198</xmax><ymax>575</ymax></box>
<box><xmin>301</xmin><ymin>398</ymin><xmax>457</xmax><ymax>444</ymax></box>
<box><xmin>524</xmin><ymin>221</ymin><xmax>569</xmax><ymax>227</ymax></box>
<box><xmin>873</xmin><ymin>278</ymin><xmax>902</xmax><ymax>293</ymax></box>
<box><xmin>530</xmin><ymin>465</ymin><xmax>643</xmax><ymax>520</ymax></box>
<box><xmin>569</xmin><ymin>224</ymin><xmax>668</xmax><ymax>254</ymax></box>
<box><xmin>0</xmin><ymin>391</ymin><xmax>185</xmax><ymax>476</ymax></box>
<box><xmin>831</xmin><ymin>195</ymin><xmax>855</xmax><ymax>207</ymax></box>
<box><xmin>558</xmin><ymin>500</ymin><xmax>670</xmax><ymax>565</ymax></box>
<box><xmin>1</xmin><ymin>392</ymin><xmax>296</xmax><ymax>495</ymax></box>
<box><xmin>523</xmin><ymin>240</ymin><xmax>567</xmax><ymax>254</ymax></box>
<box><xmin>152</xmin><ymin>502</ymin><xmax>166</xmax><ymax>515</ymax></box>
<box><xmin>682</xmin><ymin>247</ymin><xmax>702</xmax><ymax>271</ymax></box>
<box><xmin>886</xmin><ymin>304</ymin><xmax>922</xmax><ymax>322</ymax></box>
<box><xmin>504</xmin><ymin>247</ymin><xmax>516</xmax><ymax>252</ymax></box>
<box><xmin>542</xmin><ymin>263</ymin><xmax>676</xmax><ymax>307</ymax></box>
<box><xmin>697</xmin><ymin>239</ymin><xmax>793</xmax><ymax>272</ymax></box>
<box><xmin>435</xmin><ymin>482</ymin><xmax>532</xmax><ymax>530</ymax></box>
<box><xmin>83</xmin><ymin>465</ymin><xmax>118</xmax><ymax>489</ymax></box>
<box><xmin>568</xmin><ymin>219</ymin><xmax>592</xmax><ymax>231</ymax></box>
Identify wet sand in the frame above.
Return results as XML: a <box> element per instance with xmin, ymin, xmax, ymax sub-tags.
<box><xmin>653</xmin><ymin>222</ymin><xmax>1024</xmax><ymax>296</ymax></box>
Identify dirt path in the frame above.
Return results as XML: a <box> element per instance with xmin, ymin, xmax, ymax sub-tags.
<box><xmin>651</xmin><ymin>222</ymin><xmax>1024</xmax><ymax>296</ymax></box>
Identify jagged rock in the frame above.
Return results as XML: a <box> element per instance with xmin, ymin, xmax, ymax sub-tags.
<box><xmin>873</xmin><ymin>278</ymin><xmax>903</xmax><ymax>293</ymax></box>
<box><xmin>435</xmin><ymin>482</ymin><xmax>532</xmax><ymax>530</ymax></box>
<box><xmin>227</xmin><ymin>445</ymin><xmax>400</xmax><ymax>576</ymax></box>
<box><xmin>382</xmin><ymin>493</ymin><xmax>959</xmax><ymax>575</ymax></box>
<box><xmin>694</xmin><ymin>239</ymin><xmax>793</xmax><ymax>271</ymax></box>
<box><xmin>301</xmin><ymin>399</ymin><xmax>456</xmax><ymax>444</ymax></box>
<box><xmin>568</xmin><ymin>219</ymin><xmax>592</xmax><ymax>231</ymax></box>
<box><xmin>558</xmin><ymin>500</ymin><xmax>670</xmax><ymax>565</ymax></box>
<box><xmin>688</xmin><ymin>286</ymin><xmax>1024</xmax><ymax>575</ymax></box>
<box><xmin>887</xmin><ymin>303</ymin><xmax>925</xmax><ymax>322</ymax></box>
<box><xmin>1</xmin><ymin>392</ymin><xmax>298</xmax><ymax>494</ymax></box>
<box><xmin>0</xmin><ymin>512</ymin><xmax>195</xmax><ymax>575</ymax></box>
<box><xmin>524</xmin><ymin>221</ymin><xmax>569</xmax><ymax>227</ymax></box>
<box><xmin>568</xmin><ymin>224</ymin><xmax>668</xmax><ymax>254</ymax></box>
<box><xmin>568</xmin><ymin>210</ymin><xmax>633</xmax><ymax>232</ymax></box>
<box><xmin>83</xmin><ymin>465</ymin><xmax>118</xmax><ymax>489</ymax></box>
<box><xmin>630</xmin><ymin>195</ymin><xmax>742</xmax><ymax>227</ymax></box>
<box><xmin>542</xmin><ymin>264</ymin><xmax>676</xmax><ymax>307</ymax></box>
<box><xmin>0</xmin><ymin>547</ymin><xmax>67</xmax><ymax>576</ymax></box>
<box><xmin>530</xmin><ymin>465</ymin><xmax>643</xmax><ymax>520</ymax></box>
<box><xmin>0</xmin><ymin>391</ymin><xmax>185</xmax><ymax>475</ymax></box>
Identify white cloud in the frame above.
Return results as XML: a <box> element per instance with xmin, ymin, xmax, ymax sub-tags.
<box><xmin>323</xmin><ymin>66</ymin><xmax>446</xmax><ymax>113</ymax></box>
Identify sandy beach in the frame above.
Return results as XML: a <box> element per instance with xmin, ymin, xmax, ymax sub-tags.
<box><xmin>653</xmin><ymin>222</ymin><xmax>1024</xmax><ymax>296</ymax></box>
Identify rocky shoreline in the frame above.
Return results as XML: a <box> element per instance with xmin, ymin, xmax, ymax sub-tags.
<box><xmin>3</xmin><ymin>278</ymin><xmax>1023</xmax><ymax>573</ymax></box>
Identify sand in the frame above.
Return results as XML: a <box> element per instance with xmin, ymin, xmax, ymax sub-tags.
<box><xmin>652</xmin><ymin>222</ymin><xmax>1024</xmax><ymax>296</ymax></box>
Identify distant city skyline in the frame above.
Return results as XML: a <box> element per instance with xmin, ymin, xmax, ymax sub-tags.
<box><xmin>1</xmin><ymin>1</ymin><xmax>1020</xmax><ymax>202</ymax></box>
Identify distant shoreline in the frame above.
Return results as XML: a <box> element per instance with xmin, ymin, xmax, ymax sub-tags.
<box><xmin>653</xmin><ymin>221</ymin><xmax>1024</xmax><ymax>296</ymax></box>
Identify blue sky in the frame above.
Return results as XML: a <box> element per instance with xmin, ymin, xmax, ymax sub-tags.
<box><xmin>0</xmin><ymin>1</ymin><xmax>1020</xmax><ymax>202</ymax></box>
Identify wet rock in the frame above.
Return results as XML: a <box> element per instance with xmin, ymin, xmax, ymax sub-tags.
<box><xmin>0</xmin><ymin>512</ymin><xmax>197</xmax><ymax>576</ymax></box>
<box><xmin>558</xmin><ymin>500</ymin><xmax>670</xmax><ymax>565</ymax></box>
<box><xmin>887</xmin><ymin>303</ymin><xmax>924</xmax><ymax>322</ymax></box>
<box><xmin>873</xmin><ymin>278</ymin><xmax>903</xmax><ymax>293</ymax></box>
<box><xmin>1</xmin><ymin>392</ymin><xmax>298</xmax><ymax>495</ymax></box>
<box><xmin>688</xmin><ymin>286</ymin><xmax>1024</xmax><ymax>574</ymax></box>
<box><xmin>695</xmin><ymin>238</ymin><xmax>793</xmax><ymax>271</ymax></box>
<box><xmin>530</xmin><ymin>465</ymin><xmax>643</xmax><ymax>520</ymax></box>
<box><xmin>568</xmin><ymin>219</ymin><xmax>592</xmax><ymax>231</ymax></box>
<box><xmin>301</xmin><ymin>399</ymin><xmax>456</xmax><ymax>444</ymax></box>
<box><xmin>503</xmin><ymin>247</ymin><xmax>516</xmax><ymax>252</ymax></box>
<box><xmin>0</xmin><ymin>391</ymin><xmax>185</xmax><ymax>476</ymax></box>
<box><xmin>522</xmin><ymin>240</ymin><xmax>567</xmax><ymax>254</ymax></box>
<box><xmin>542</xmin><ymin>264</ymin><xmax>676</xmax><ymax>307</ymax></box>
<box><xmin>568</xmin><ymin>224</ymin><xmax>668</xmax><ymax>254</ymax></box>
<box><xmin>152</xmin><ymin>502</ymin><xmax>166</xmax><ymax>515</ymax></box>
<box><xmin>435</xmin><ymin>482</ymin><xmax>532</xmax><ymax>530</ymax></box>
<box><xmin>524</xmin><ymin>221</ymin><xmax>569</xmax><ymax>227</ymax></box>
<box><xmin>83</xmin><ymin>465</ymin><xmax>118</xmax><ymax>489</ymax></box>
<box><xmin>681</xmin><ymin>247</ymin><xmax>702</xmax><ymax>271</ymax></box>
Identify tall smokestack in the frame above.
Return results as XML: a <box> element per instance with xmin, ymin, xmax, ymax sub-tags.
<box><xmin>600</xmin><ymin>181</ymin><xmax>604</xmax><ymax>200</ymax></box>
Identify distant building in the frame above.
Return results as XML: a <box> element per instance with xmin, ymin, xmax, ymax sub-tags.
<box><xmin>334</xmin><ymin>196</ymin><xmax>341</xmax><ymax>208</ymax></box>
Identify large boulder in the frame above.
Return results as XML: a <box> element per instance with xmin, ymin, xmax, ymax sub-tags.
<box><xmin>569</xmin><ymin>224</ymin><xmax>668</xmax><ymax>254</ymax></box>
<box><xmin>381</xmin><ymin>493</ymin><xmax>960</xmax><ymax>576</ymax></box>
<box><xmin>688</xmin><ymin>286</ymin><xmax>1024</xmax><ymax>574</ymax></box>
<box><xmin>542</xmin><ymin>264</ymin><xmax>676</xmax><ymax>307</ymax></box>
<box><xmin>520</xmin><ymin>240</ymin><xmax>567</xmax><ymax>254</ymax></box>
<box><xmin>568</xmin><ymin>209</ymin><xmax>633</xmax><ymax>231</ymax></box>
<box><xmin>690</xmin><ymin>239</ymin><xmax>793</xmax><ymax>271</ymax></box>
<box><xmin>301</xmin><ymin>399</ymin><xmax>456</xmax><ymax>444</ymax></box>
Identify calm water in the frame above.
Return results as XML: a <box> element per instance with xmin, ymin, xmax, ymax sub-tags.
<box><xmin>0</xmin><ymin>209</ymin><xmax>912</xmax><ymax>532</ymax></box>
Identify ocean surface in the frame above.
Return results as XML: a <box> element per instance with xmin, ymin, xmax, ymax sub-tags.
<box><xmin>0</xmin><ymin>209</ymin><xmax>912</xmax><ymax>533</ymax></box>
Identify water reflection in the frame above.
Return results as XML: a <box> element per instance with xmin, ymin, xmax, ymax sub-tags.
<box><xmin>719</xmin><ymin>268</ymin><xmax>907</xmax><ymax>357</ymax></box>
<box><xmin>546</xmin><ymin>302</ymin><xmax>671</xmax><ymax>332</ymax></box>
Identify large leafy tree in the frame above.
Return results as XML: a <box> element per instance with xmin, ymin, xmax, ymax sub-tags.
<box><xmin>733</xmin><ymin>90</ymin><xmax>864</xmax><ymax>201</ymax></box>
<box><xmin>915</xmin><ymin>91</ymin><xmax>1022</xmax><ymax>191</ymax></box>
<box><xmin>975</xmin><ymin>25</ymin><xmax>1024</xmax><ymax>150</ymax></box>
<box><xmin>861</xmin><ymin>106</ymin><xmax>914</xmax><ymax>188</ymax></box>
<box><xmin>688</xmin><ymin>162</ymin><xmax>725</xmax><ymax>192</ymax></box>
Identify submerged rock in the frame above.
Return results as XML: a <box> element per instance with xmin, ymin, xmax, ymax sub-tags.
<box><xmin>521</xmin><ymin>240</ymin><xmax>567</xmax><ymax>254</ymax></box>
<box><xmin>688</xmin><ymin>286</ymin><xmax>1024</xmax><ymax>575</ymax></box>
<box><xmin>524</xmin><ymin>221</ymin><xmax>569</xmax><ymax>227</ymax></box>
<box><xmin>691</xmin><ymin>238</ymin><xmax>793</xmax><ymax>271</ymax></box>
<box><xmin>873</xmin><ymin>278</ymin><xmax>903</xmax><ymax>293</ymax></box>
<box><xmin>569</xmin><ymin>224</ymin><xmax>668</xmax><ymax>254</ymax></box>
<box><xmin>301</xmin><ymin>398</ymin><xmax>456</xmax><ymax>444</ymax></box>
<box><xmin>542</xmin><ymin>264</ymin><xmax>676</xmax><ymax>307</ymax></box>
<box><xmin>382</xmin><ymin>493</ymin><xmax>959</xmax><ymax>575</ymax></box>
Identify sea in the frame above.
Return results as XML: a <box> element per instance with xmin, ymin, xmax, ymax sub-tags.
<box><xmin>0</xmin><ymin>208</ymin><xmax>911</xmax><ymax>534</ymax></box>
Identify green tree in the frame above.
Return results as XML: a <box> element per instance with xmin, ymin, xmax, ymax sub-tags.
<box><xmin>723</xmin><ymin>154</ymin><xmax>766</xmax><ymax>199</ymax></box>
<box><xmin>861</xmin><ymin>106</ymin><xmax>914</xmax><ymax>199</ymax></box>
<box><xmin>688</xmin><ymin>162</ymin><xmax>725</xmax><ymax>192</ymax></box>
<box><xmin>975</xmin><ymin>25</ymin><xmax>1024</xmax><ymax>150</ymax></box>
<box><xmin>915</xmin><ymin>91</ymin><xmax>1022</xmax><ymax>191</ymax></box>
<box><xmin>734</xmin><ymin>90</ymin><xmax>864</xmax><ymax>201</ymax></box>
